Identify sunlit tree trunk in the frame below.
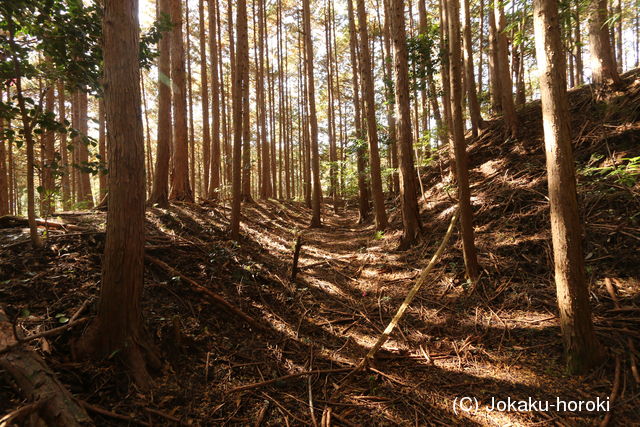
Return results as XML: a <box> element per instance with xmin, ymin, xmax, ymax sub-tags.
<box><xmin>169</xmin><ymin>0</ymin><xmax>194</xmax><ymax>201</ymax></box>
<box><xmin>302</xmin><ymin>0</ymin><xmax>322</xmax><ymax>227</ymax></box>
<box><xmin>390</xmin><ymin>0</ymin><xmax>422</xmax><ymax>249</ymax></box>
<box><xmin>77</xmin><ymin>0</ymin><xmax>160</xmax><ymax>389</ymax></box>
<box><xmin>488</xmin><ymin>0</ymin><xmax>501</xmax><ymax>113</ymax></box>
<box><xmin>356</xmin><ymin>0</ymin><xmax>388</xmax><ymax>230</ymax></box>
<box><xmin>383</xmin><ymin>0</ymin><xmax>400</xmax><ymax>195</ymax></box>
<box><xmin>207</xmin><ymin>0</ymin><xmax>221</xmax><ymax>200</ymax></box>
<box><xmin>588</xmin><ymin>0</ymin><xmax>622</xmax><ymax>86</ymax></box>
<box><xmin>574</xmin><ymin>2</ymin><xmax>584</xmax><ymax>85</ymax></box>
<box><xmin>230</xmin><ymin>0</ymin><xmax>249</xmax><ymax>239</ymax></box>
<box><xmin>533</xmin><ymin>0</ymin><xmax>603</xmax><ymax>373</ymax></box>
<box><xmin>199</xmin><ymin>0</ymin><xmax>211</xmax><ymax>198</ymax></box>
<box><xmin>347</xmin><ymin>0</ymin><xmax>370</xmax><ymax>223</ymax></box>
<box><xmin>149</xmin><ymin>0</ymin><xmax>172</xmax><ymax>207</ymax></box>
<box><xmin>461</xmin><ymin>0</ymin><xmax>483</xmax><ymax>136</ymax></box>
<box><xmin>494</xmin><ymin>0</ymin><xmax>518</xmax><ymax>136</ymax></box>
<box><xmin>448</xmin><ymin>0</ymin><xmax>480</xmax><ymax>282</ymax></box>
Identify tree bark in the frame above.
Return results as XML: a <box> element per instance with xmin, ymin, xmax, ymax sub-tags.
<box><xmin>76</xmin><ymin>0</ymin><xmax>159</xmax><ymax>389</ymax></box>
<box><xmin>302</xmin><ymin>0</ymin><xmax>323</xmax><ymax>227</ymax></box>
<box><xmin>588</xmin><ymin>0</ymin><xmax>622</xmax><ymax>86</ymax></box>
<box><xmin>461</xmin><ymin>0</ymin><xmax>483</xmax><ymax>136</ymax></box>
<box><xmin>0</xmin><ymin>99</ymin><xmax>8</xmax><ymax>215</ymax></box>
<box><xmin>207</xmin><ymin>0</ymin><xmax>221</xmax><ymax>200</ymax></box>
<box><xmin>533</xmin><ymin>0</ymin><xmax>603</xmax><ymax>373</ymax></box>
<box><xmin>98</xmin><ymin>98</ymin><xmax>107</xmax><ymax>199</ymax></box>
<box><xmin>574</xmin><ymin>2</ymin><xmax>584</xmax><ymax>85</ymax></box>
<box><xmin>494</xmin><ymin>0</ymin><xmax>518</xmax><ymax>136</ymax></box>
<box><xmin>390</xmin><ymin>0</ymin><xmax>422</xmax><ymax>249</ymax></box>
<box><xmin>230</xmin><ymin>0</ymin><xmax>249</xmax><ymax>239</ymax></box>
<box><xmin>356</xmin><ymin>0</ymin><xmax>388</xmax><ymax>230</ymax></box>
<box><xmin>169</xmin><ymin>0</ymin><xmax>194</xmax><ymax>201</ymax></box>
<box><xmin>42</xmin><ymin>84</ymin><xmax>56</xmax><ymax>216</ymax></box>
<box><xmin>76</xmin><ymin>89</ymin><xmax>94</xmax><ymax>207</ymax></box>
<box><xmin>448</xmin><ymin>0</ymin><xmax>480</xmax><ymax>282</ymax></box>
<box><xmin>347</xmin><ymin>0</ymin><xmax>370</xmax><ymax>223</ymax></box>
<box><xmin>488</xmin><ymin>0</ymin><xmax>502</xmax><ymax>113</ymax></box>
<box><xmin>149</xmin><ymin>0</ymin><xmax>172</xmax><ymax>207</ymax></box>
<box><xmin>199</xmin><ymin>0</ymin><xmax>211</xmax><ymax>198</ymax></box>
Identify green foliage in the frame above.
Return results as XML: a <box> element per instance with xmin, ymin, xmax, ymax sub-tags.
<box><xmin>407</xmin><ymin>21</ymin><xmax>441</xmax><ymax>95</ymax></box>
<box><xmin>580</xmin><ymin>154</ymin><xmax>640</xmax><ymax>187</ymax></box>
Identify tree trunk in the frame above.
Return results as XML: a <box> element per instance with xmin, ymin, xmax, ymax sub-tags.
<box><xmin>98</xmin><ymin>98</ymin><xmax>107</xmax><ymax>199</ymax></box>
<box><xmin>258</xmin><ymin>0</ymin><xmax>271</xmax><ymax>199</ymax></box>
<box><xmin>149</xmin><ymin>0</ymin><xmax>172</xmax><ymax>207</ymax></box>
<box><xmin>615</xmin><ymin>0</ymin><xmax>622</xmax><ymax>73</ymax></box>
<box><xmin>494</xmin><ymin>0</ymin><xmax>518</xmax><ymax>136</ymax></box>
<box><xmin>169</xmin><ymin>0</ymin><xmax>194</xmax><ymax>201</ymax></box>
<box><xmin>488</xmin><ymin>0</ymin><xmax>502</xmax><ymax>113</ymax></box>
<box><xmin>55</xmin><ymin>83</ymin><xmax>70</xmax><ymax>211</ymax></box>
<box><xmin>302</xmin><ymin>0</ymin><xmax>323</xmax><ymax>227</ymax></box>
<box><xmin>0</xmin><ymin>100</ymin><xmax>8</xmax><ymax>215</ymax></box>
<box><xmin>574</xmin><ymin>2</ymin><xmax>584</xmax><ymax>85</ymax></box>
<box><xmin>76</xmin><ymin>0</ymin><xmax>159</xmax><ymax>389</ymax></box>
<box><xmin>230</xmin><ymin>0</ymin><xmax>249</xmax><ymax>239</ymax></box>
<box><xmin>199</xmin><ymin>0</ymin><xmax>211</xmax><ymax>198</ymax></box>
<box><xmin>390</xmin><ymin>0</ymin><xmax>422</xmax><ymax>249</ymax></box>
<box><xmin>588</xmin><ymin>0</ymin><xmax>622</xmax><ymax>86</ymax></box>
<box><xmin>356</xmin><ymin>0</ymin><xmax>388</xmax><ymax>230</ymax></box>
<box><xmin>383</xmin><ymin>0</ymin><xmax>400</xmax><ymax>196</ymax></box>
<box><xmin>42</xmin><ymin>84</ymin><xmax>56</xmax><ymax>216</ymax></box>
<box><xmin>461</xmin><ymin>0</ymin><xmax>483</xmax><ymax>136</ymax></box>
<box><xmin>533</xmin><ymin>0</ymin><xmax>603</xmax><ymax>374</ymax></box>
<box><xmin>347</xmin><ymin>0</ymin><xmax>370</xmax><ymax>223</ymax></box>
<box><xmin>208</xmin><ymin>0</ymin><xmax>221</xmax><ymax>200</ymax></box>
<box><xmin>76</xmin><ymin>90</ymin><xmax>94</xmax><ymax>207</ymax></box>
<box><xmin>448</xmin><ymin>0</ymin><xmax>480</xmax><ymax>282</ymax></box>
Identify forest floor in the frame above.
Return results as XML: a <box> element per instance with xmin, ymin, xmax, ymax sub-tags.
<box><xmin>1</xmin><ymin>71</ymin><xmax>640</xmax><ymax>426</ymax></box>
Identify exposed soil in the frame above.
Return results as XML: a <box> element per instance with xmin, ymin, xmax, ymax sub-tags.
<box><xmin>1</xmin><ymin>71</ymin><xmax>640</xmax><ymax>426</ymax></box>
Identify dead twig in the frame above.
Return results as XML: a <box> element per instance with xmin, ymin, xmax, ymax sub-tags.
<box><xmin>228</xmin><ymin>368</ymin><xmax>351</xmax><ymax>393</ymax></box>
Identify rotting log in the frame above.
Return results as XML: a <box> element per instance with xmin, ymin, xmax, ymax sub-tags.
<box><xmin>0</xmin><ymin>307</ymin><xmax>93</xmax><ymax>426</ymax></box>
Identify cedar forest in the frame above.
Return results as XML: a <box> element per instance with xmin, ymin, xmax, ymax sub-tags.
<box><xmin>0</xmin><ymin>0</ymin><xmax>639</xmax><ymax>424</ymax></box>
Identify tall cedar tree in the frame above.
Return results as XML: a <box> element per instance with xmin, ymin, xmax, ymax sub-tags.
<box><xmin>207</xmin><ymin>0</ymin><xmax>221</xmax><ymax>200</ymax></box>
<box><xmin>302</xmin><ymin>0</ymin><xmax>323</xmax><ymax>227</ymax></box>
<box><xmin>169</xmin><ymin>0</ymin><xmax>194</xmax><ymax>201</ymax></box>
<box><xmin>230</xmin><ymin>0</ymin><xmax>249</xmax><ymax>239</ymax></box>
<box><xmin>76</xmin><ymin>0</ymin><xmax>160</xmax><ymax>388</ymax></box>
<box><xmin>347</xmin><ymin>0</ymin><xmax>370</xmax><ymax>223</ymax></box>
<box><xmin>390</xmin><ymin>0</ymin><xmax>422</xmax><ymax>249</ymax></box>
<box><xmin>494</xmin><ymin>0</ymin><xmax>518</xmax><ymax>136</ymax></box>
<box><xmin>448</xmin><ymin>0</ymin><xmax>480</xmax><ymax>282</ymax></box>
<box><xmin>356</xmin><ymin>0</ymin><xmax>388</xmax><ymax>230</ymax></box>
<box><xmin>588</xmin><ymin>0</ymin><xmax>622</xmax><ymax>86</ymax></box>
<box><xmin>533</xmin><ymin>0</ymin><xmax>603</xmax><ymax>373</ymax></box>
<box><xmin>199</xmin><ymin>0</ymin><xmax>211</xmax><ymax>197</ymax></box>
<box><xmin>149</xmin><ymin>0</ymin><xmax>172</xmax><ymax>206</ymax></box>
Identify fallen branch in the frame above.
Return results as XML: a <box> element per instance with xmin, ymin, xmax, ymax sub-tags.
<box><xmin>340</xmin><ymin>209</ymin><xmax>459</xmax><ymax>384</ymax></box>
<box><xmin>145</xmin><ymin>255</ymin><xmax>262</xmax><ymax>330</ymax></box>
<box><xmin>599</xmin><ymin>356</ymin><xmax>621</xmax><ymax>427</ymax></box>
<box><xmin>79</xmin><ymin>400</ymin><xmax>149</xmax><ymax>426</ymax></box>
<box><xmin>0</xmin><ymin>299</ymin><xmax>91</xmax><ymax>355</ymax></box>
<box><xmin>228</xmin><ymin>367</ymin><xmax>351</xmax><ymax>393</ymax></box>
<box><xmin>0</xmin><ymin>398</ymin><xmax>50</xmax><ymax>426</ymax></box>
